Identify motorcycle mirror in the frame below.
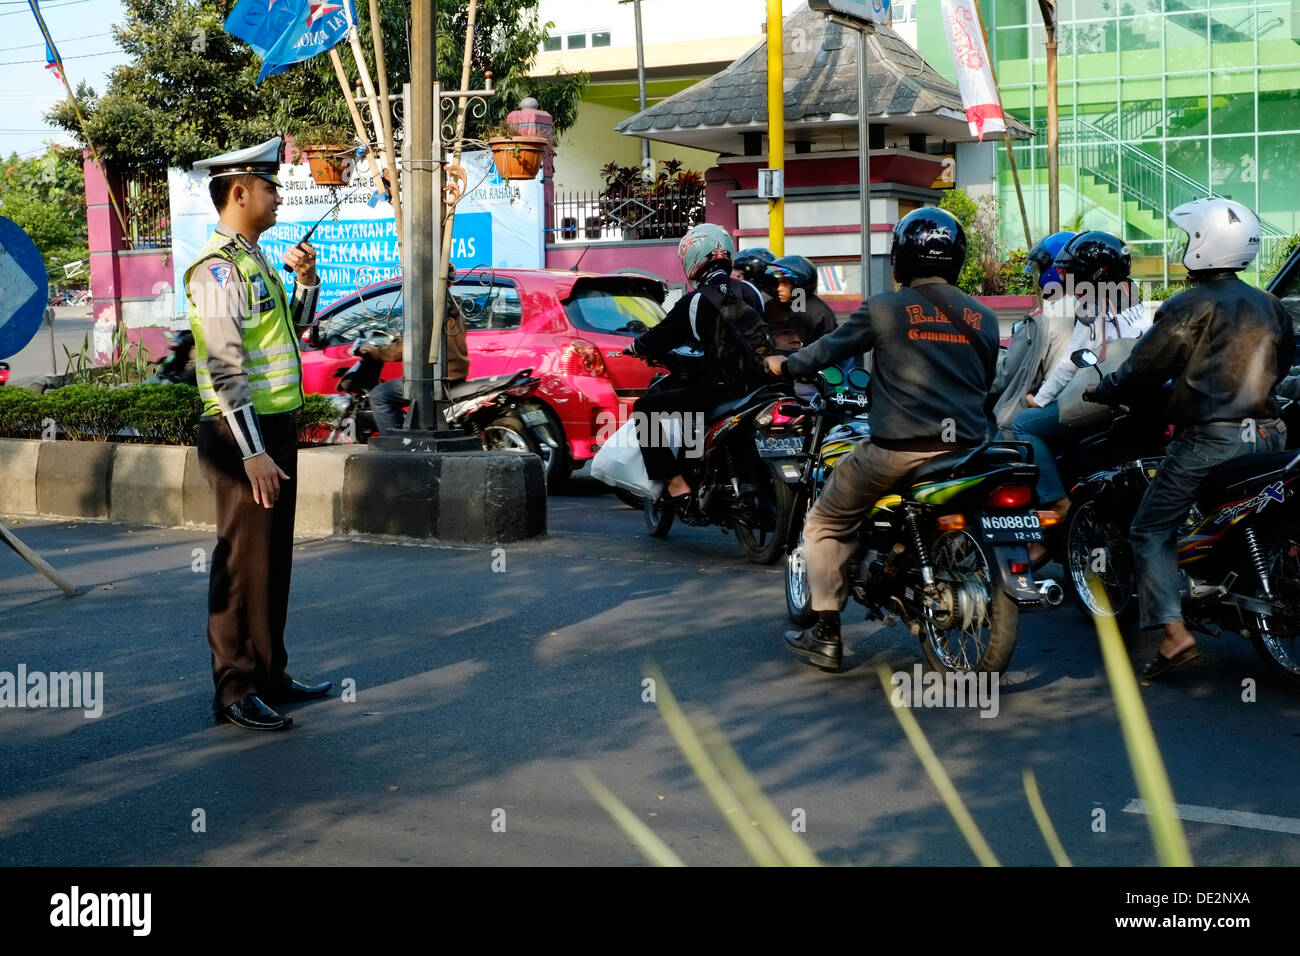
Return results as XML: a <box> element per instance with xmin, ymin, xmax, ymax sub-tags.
<box><xmin>307</xmin><ymin>323</ymin><xmax>321</xmax><ymax>348</ymax></box>
<box><xmin>1071</xmin><ymin>349</ymin><xmax>1099</xmax><ymax>368</ymax></box>
<box><xmin>821</xmin><ymin>366</ymin><xmax>845</xmax><ymax>387</ymax></box>
<box><xmin>847</xmin><ymin>368</ymin><xmax>870</xmax><ymax>390</ymax></box>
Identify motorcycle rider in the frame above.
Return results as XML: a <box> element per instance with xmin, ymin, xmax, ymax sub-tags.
<box><xmin>1011</xmin><ymin>231</ymin><xmax>1150</xmax><ymax>563</ymax></box>
<box><xmin>733</xmin><ymin>247</ymin><xmax>777</xmax><ymax>303</ymax></box>
<box><xmin>764</xmin><ymin>207</ymin><xmax>999</xmax><ymax>671</ymax></box>
<box><xmin>764</xmin><ymin>254</ymin><xmax>839</xmax><ymax>351</ymax></box>
<box><xmin>990</xmin><ymin>230</ymin><xmax>1077</xmax><ymax>432</ymax></box>
<box><xmin>624</xmin><ymin>223</ymin><xmax>768</xmax><ymax>503</ymax></box>
<box><xmin>1088</xmin><ymin>198</ymin><xmax>1293</xmax><ymax>678</ymax></box>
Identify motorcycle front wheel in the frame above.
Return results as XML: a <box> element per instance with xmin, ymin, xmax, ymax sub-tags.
<box><xmin>919</xmin><ymin>531</ymin><xmax>1019</xmax><ymax>674</ymax></box>
<box><xmin>1061</xmin><ymin>498</ymin><xmax>1140</xmax><ymax>630</ymax></box>
<box><xmin>735</xmin><ymin>465</ymin><xmax>794</xmax><ymax>565</ymax></box>
<box><xmin>1249</xmin><ymin>537</ymin><xmax>1300</xmax><ymax>690</ymax></box>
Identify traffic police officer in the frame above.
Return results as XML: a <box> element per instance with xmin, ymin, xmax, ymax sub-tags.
<box><xmin>187</xmin><ymin>136</ymin><xmax>331</xmax><ymax>730</ymax></box>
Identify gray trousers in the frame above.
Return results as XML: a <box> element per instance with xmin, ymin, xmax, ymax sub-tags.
<box><xmin>806</xmin><ymin>441</ymin><xmax>951</xmax><ymax>611</ymax></box>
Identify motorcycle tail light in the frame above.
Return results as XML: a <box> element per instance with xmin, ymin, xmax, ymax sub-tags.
<box><xmin>756</xmin><ymin>401</ymin><xmax>779</xmax><ymax>428</ymax></box>
<box><xmin>772</xmin><ymin>405</ymin><xmax>795</xmax><ymax>426</ymax></box>
<box><xmin>987</xmin><ymin>485</ymin><xmax>1032</xmax><ymax>509</ymax></box>
<box><xmin>937</xmin><ymin>514</ymin><xmax>966</xmax><ymax>531</ymax></box>
<box><xmin>1036</xmin><ymin>510</ymin><xmax>1061</xmax><ymax>528</ymax></box>
<box><xmin>558</xmin><ymin>339</ymin><xmax>608</xmax><ymax>377</ymax></box>
<box><xmin>506</xmin><ymin>384</ymin><xmax>534</xmax><ymax>397</ymax></box>
<box><xmin>1009</xmin><ymin>561</ymin><xmax>1029</xmax><ymax>574</ymax></box>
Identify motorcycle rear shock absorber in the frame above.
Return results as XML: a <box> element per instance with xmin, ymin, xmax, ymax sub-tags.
<box><xmin>904</xmin><ymin>504</ymin><xmax>935</xmax><ymax>588</ymax></box>
<box><xmin>1244</xmin><ymin>526</ymin><xmax>1274</xmax><ymax>600</ymax></box>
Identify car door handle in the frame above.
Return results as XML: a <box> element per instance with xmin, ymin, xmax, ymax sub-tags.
<box><xmin>479</xmin><ymin>345</ymin><xmax>506</xmax><ymax>352</ymax></box>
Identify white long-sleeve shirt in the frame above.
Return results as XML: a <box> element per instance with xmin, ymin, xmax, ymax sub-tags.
<box><xmin>1033</xmin><ymin>303</ymin><xmax>1151</xmax><ymax>407</ymax></box>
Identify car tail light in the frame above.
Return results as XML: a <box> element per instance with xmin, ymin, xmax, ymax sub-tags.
<box><xmin>937</xmin><ymin>514</ymin><xmax>966</xmax><ymax>531</ymax></box>
<box><xmin>987</xmin><ymin>485</ymin><xmax>1032</xmax><ymax>509</ymax></box>
<box><xmin>557</xmin><ymin>339</ymin><xmax>607</xmax><ymax>377</ymax></box>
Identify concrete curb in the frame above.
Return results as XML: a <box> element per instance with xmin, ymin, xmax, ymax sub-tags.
<box><xmin>0</xmin><ymin>438</ymin><xmax>546</xmax><ymax>543</ymax></box>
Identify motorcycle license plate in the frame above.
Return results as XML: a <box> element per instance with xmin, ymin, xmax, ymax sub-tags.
<box><xmin>978</xmin><ymin>512</ymin><xmax>1042</xmax><ymax>543</ymax></box>
<box><xmin>755</xmin><ymin>435</ymin><xmax>803</xmax><ymax>458</ymax></box>
<box><xmin>520</xmin><ymin>409</ymin><xmax>548</xmax><ymax>427</ymax></box>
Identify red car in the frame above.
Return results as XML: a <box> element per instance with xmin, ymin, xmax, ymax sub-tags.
<box><xmin>302</xmin><ymin>268</ymin><xmax>667</xmax><ymax>484</ymax></box>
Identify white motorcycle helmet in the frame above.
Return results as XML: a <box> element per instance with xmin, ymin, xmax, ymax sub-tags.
<box><xmin>1168</xmin><ymin>197</ymin><xmax>1261</xmax><ymax>273</ymax></box>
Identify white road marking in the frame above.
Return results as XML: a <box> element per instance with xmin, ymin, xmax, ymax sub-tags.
<box><xmin>1123</xmin><ymin>799</ymin><xmax>1300</xmax><ymax>835</ymax></box>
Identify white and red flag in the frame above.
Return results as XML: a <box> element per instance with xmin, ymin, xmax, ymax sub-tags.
<box><xmin>940</xmin><ymin>0</ymin><xmax>1006</xmax><ymax>141</ymax></box>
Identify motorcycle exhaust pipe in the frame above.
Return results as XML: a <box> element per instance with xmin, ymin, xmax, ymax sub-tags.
<box><xmin>1037</xmin><ymin>579</ymin><xmax>1064</xmax><ymax>607</ymax></box>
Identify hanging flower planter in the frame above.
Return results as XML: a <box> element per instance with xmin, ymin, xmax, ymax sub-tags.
<box><xmin>487</xmin><ymin>135</ymin><xmax>548</xmax><ymax>181</ymax></box>
<box><xmin>300</xmin><ymin>145</ymin><xmax>351</xmax><ymax>186</ymax></box>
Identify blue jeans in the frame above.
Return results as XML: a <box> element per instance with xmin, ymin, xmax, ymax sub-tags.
<box><xmin>370</xmin><ymin>378</ymin><xmax>407</xmax><ymax>435</ymax></box>
<box><xmin>1131</xmin><ymin>418</ymin><xmax>1287</xmax><ymax>629</ymax></box>
<box><xmin>1012</xmin><ymin>403</ymin><xmax>1068</xmax><ymax>504</ymax></box>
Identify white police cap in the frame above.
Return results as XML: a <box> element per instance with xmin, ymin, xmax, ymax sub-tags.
<box><xmin>194</xmin><ymin>136</ymin><xmax>283</xmax><ymax>185</ymax></box>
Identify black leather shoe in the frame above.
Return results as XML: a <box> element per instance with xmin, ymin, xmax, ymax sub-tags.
<box><xmin>784</xmin><ymin>628</ymin><xmax>843</xmax><ymax>672</ymax></box>
<box><xmin>265</xmin><ymin>676</ymin><xmax>332</xmax><ymax>703</ymax></box>
<box><xmin>219</xmin><ymin>694</ymin><xmax>293</xmax><ymax>731</ymax></box>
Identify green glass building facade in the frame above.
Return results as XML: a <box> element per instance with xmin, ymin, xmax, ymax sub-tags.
<box><xmin>916</xmin><ymin>0</ymin><xmax>1300</xmax><ymax>283</ymax></box>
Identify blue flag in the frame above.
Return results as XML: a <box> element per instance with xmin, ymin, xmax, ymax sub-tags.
<box><xmin>27</xmin><ymin>1</ymin><xmax>64</xmax><ymax>83</ymax></box>
<box><xmin>224</xmin><ymin>0</ymin><xmax>355</xmax><ymax>84</ymax></box>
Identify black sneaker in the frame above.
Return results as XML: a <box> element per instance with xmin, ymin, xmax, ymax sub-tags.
<box><xmin>784</xmin><ymin>627</ymin><xmax>843</xmax><ymax>672</ymax></box>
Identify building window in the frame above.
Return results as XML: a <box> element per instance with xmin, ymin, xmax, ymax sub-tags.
<box><xmin>567</xmin><ymin>33</ymin><xmax>586</xmax><ymax>49</ymax></box>
<box><xmin>592</xmin><ymin>31</ymin><xmax>611</xmax><ymax>47</ymax></box>
<box><xmin>542</xmin><ymin>35</ymin><xmax>560</xmax><ymax>52</ymax></box>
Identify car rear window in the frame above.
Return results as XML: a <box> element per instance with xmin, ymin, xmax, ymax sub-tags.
<box><xmin>562</xmin><ymin>284</ymin><xmax>665</xmax><ymax>336</ymax></box>
<box><xmin>1266</xmin><ymin>245</ymin><xmax>1300</xmax><ymax>367</ymax></box>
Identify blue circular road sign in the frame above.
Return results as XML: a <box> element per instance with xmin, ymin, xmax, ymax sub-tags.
<box><xmin>0</xmin><ymin>217</ymin><xmax>50</xmax><ymax>360</ymax></box>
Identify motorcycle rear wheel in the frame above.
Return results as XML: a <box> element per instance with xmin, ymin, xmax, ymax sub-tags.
<box><xmin>483</xmin><ymin>414</ymin><xmax>562</xmax><ymax>487</ymax></box>
<box><xmin>1249</xmin><ymin>538</ymin><xmax>1300</xmax><ymax>690</ymax></box>
<box><xmin>1061</xmin><ymin>498</ymin><xmax>1140</xmax><ymax>631</ymax></box>
<box><xmin>919</xmin><ymin>531</ymin><xmax>1019</xmax><ymax>674</ymax></box>
<box><xmin>644</xmin><ymin>493</ymin><xmax>675</xmax><ymax>538</ymax></box>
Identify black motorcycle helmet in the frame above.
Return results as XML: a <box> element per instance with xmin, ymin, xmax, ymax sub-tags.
<box><xmin>891</xmin><ymin>207</ymin><xmax>967</xmax><ymax>285</ymax></box>
<box><xmin>767</xmin><ymin>254</ymin><xmax>818</xmax><ymax>295</ymax></box>
<box><xmin>733</xmin><ymin>247</ymin><xmax>776</xmax><ymax>294</ymax></box>
<box><xmin>1052</xmin><ymin>231</ymin><xmax>1131</xmax><ymax>284</ymax></box>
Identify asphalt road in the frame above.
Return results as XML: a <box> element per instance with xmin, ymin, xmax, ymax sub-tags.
<box><xmin>2</xmin><ymin>479</ymin><xmax>1300</xmax><ymax>867</ymax></box>
<box><xmin>2</xmin><ymin>307</ymin><xmax>95</xmax><ymax>388</ymax></box>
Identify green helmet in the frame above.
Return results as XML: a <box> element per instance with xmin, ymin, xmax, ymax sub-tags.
<box><xmin>677</xmin><ymin>223</ymin><xmax>734</xmax><ymax>282</ymax></box>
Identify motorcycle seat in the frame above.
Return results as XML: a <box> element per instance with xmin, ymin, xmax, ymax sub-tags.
<box><xmin>1198</xmin><ymin>450</ymin><xmax>1297</xmax><ymax>508</ymax></box>
<box><xmin>907</xmin><ymin>442</ymin><xmax>1032</xmax><ymax>487</ymax></box>
<box><xmin>445</xmin><ymin>373</ymin><xmax>520</xmax><ymax>401</ymax></box>
<box><xmin>706</xmin><ymin>385</ymin><xmax>789</xmax><ymax>424</ymax></box>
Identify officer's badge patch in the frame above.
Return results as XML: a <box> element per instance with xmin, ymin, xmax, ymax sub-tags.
<box><xmin>250</xmin><ymin>275</ymin><xmax>269</xmax><ymax>301</ymax></box>
<box><xmin>208</xmin><ymin>263</ymin><xmax>234</xmax><ymax>287</ymax></box>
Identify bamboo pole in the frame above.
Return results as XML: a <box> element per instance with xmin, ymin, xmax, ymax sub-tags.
<box><xmin>347</xmin><ymin>16</ymin><xmax>403</xmax><ymax>244</ymax></box>
<box><xmin>972</xmin><ymin>0</ymin><xmax>1033</xmax><ymax>249</ymax></box>
<box><xmin>0</xmin><ymin>525</ymin><xmax>76</xmax><ymax>597</ymax></box>
<box><xmin>327</xmin><ymin>48</ymin><xmax>395</xmax><ymax>261</ymax></box>
<box><xmin>429</xmin><ymin>0</ymin><xmax>480</xmax><ymax>366</ymax></box>
<box><xmin>366</xmin><ymin>0</ymin><xmax>401</xmax><ymax>241</ymax></box>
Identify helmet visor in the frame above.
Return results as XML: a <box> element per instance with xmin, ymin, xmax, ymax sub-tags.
<box><xmin>1168</xmin><ymin>227</ymin><xmax>1190</xmax><ymax>269</ymax></box>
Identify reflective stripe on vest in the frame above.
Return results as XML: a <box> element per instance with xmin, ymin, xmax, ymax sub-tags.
<box><xmin>185</xmin><ymin>232</ymin><xmax>303</xmax><ymax>418</ymax></box>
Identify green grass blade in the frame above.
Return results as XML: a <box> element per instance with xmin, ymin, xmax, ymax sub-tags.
<box><xmin>1087</xmin><ymin>580</ymin><xmax>1193</xmax><ymax>866</ymax></box>
<box><xmin>875</xmin><ymin>664</ymin><xmax>1000</xmax><ymax>866</ymax></box>
<box><xmin>575</xmin><ymin>766</ymin><xmax>685</xmax><ymax>867</ymax></box>
<box><xmin>1022</xmin><ymin>768</ymin><xmax>1072</xmax><ymax>867</ymax></box>
<box><xmin>646</xmin><ymin>665</ymin><xmax>784</xmax><ymax>866</ymax></box>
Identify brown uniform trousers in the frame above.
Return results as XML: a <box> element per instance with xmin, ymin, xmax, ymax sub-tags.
<box><xmin>198</xmin><ymin>413</ymin><xmax>298</xmax><ymax>712</ymax></box>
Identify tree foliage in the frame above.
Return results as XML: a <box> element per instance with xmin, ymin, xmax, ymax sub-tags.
<box><xmin>46</xmin><ymin>0</ymin><xmax>587</xmax><ymax>172</ymax></box>
<box><xmin>0</xmin><ymin>146</ymin><xmax>89</xmax><ymax>287</ymax></box>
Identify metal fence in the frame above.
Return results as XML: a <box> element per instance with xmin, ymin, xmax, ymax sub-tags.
<box><xmin>551</xmin><ymin>184</ymin><xmax>705</xmax><ymax>243</ymax></box>
<box><xmin>121</xmin><ymin>168</ymin><xmax>171</xmax><ymax>249</ymax></box>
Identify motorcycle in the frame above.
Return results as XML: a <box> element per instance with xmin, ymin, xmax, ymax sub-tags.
<box><xmin>1064</xmin><ymin>351</ymin><xmax>1300</xmax><ymax>687</ymax></box>
<box><xmin>328</xmin><ymin>332</ymin><xmax>564</xmax><ymax>481</ymax></box>
<box><xmin>785</xmin><ymin>366</ymin><xmax>1065</xmax><ymax>674</ymax></box>
<box><xmin>144</xmin><ymin>330</ymin><xmax>197</xmax><ymax>386</ymax></box>
<box><xmin>637</xmin><ymin>346</ymin><xmax>804</xmax><ymax>564</ymax></box>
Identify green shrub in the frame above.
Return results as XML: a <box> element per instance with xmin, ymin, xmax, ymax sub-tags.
<box><xmin>0</xmin><ymin>388</ymin><xmax>44</xmax><ymax>438</ymax></box>
<box><xmin>41</xmin><ymin>385</ymin><xmax>132</xmax><ymax>441</ymax></box>
<box><xmin>124</xmin><ymin>384</ymin><xmax>202</xmax><ymax>445</ymax></box>
<box><xmin>296</xmin><ymin>394</ymin><xmax>344</xmax><ymax>445</ymax></box>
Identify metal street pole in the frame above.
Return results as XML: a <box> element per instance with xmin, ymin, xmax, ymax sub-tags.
<box><xmin>633</xmin><ymin>0</ymin><xmax>651</xmax><ymax>175</ymax></box>
<box><xmin>858</xmin><ymin>23</ymin><xmax>873</xmax><ymax>298</ymax></box>
<box><xmin>767</xmin><ymin>0</ymin><xmax>785</xmax><ymax>255</ymax></box>
<box><xmin>1036</xmin><ymin>0</ymin><xmax>1060</xmax><ymax>235</ymax></box>
<box><xmin>404</xmin><ymin>2</ymin><xmax>438</xmax><ymax>429</ymax></box>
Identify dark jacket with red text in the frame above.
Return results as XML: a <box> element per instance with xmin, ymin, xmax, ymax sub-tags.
<box><xmin>785</xmin><ymin>278</ymin><xmax>998</xmax><ymax>450</ymax></box>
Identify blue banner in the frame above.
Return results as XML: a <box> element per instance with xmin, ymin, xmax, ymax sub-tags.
<box><xmin>224</xmin><ymin>0</ymin><xmax>356</xmax><ymax>84</ymax></box>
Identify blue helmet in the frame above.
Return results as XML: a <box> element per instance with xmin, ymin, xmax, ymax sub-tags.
<box><xmin>1025</xmin><ymin>231</ymin><xmax>1076</xmax><ymax>289</ymax></box>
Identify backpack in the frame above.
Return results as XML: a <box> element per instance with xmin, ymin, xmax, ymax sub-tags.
<box><xmin>689</xmin><ymin>280</ymin><xmax>776</xmax><ymax>386</ymax></box>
